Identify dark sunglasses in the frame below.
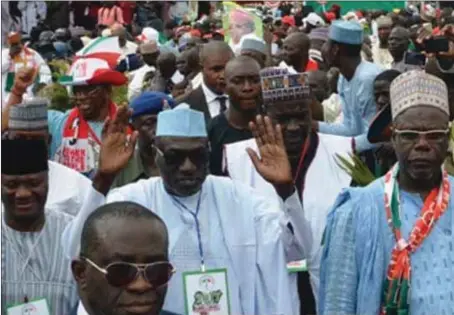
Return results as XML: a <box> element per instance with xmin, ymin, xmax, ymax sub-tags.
<box><xmin>154</xmin><ymin>145</ymin><xmax>208</xmax><ymax>167</ymax></box>
<box><xmin>83</xmin><ymin>257</ymin><xmax>176</xmax><ymax>288</ymax></box>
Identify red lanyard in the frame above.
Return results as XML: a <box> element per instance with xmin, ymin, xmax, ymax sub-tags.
<box><xmin>293</xmin><ymin>137</ymin><xmax>311</xmax><ymax>186</ymax></box>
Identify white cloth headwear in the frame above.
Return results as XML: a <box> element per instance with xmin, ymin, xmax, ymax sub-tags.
<box><xmin>390</xmin><ymin>70</ymin><xmax>449</xmax><ymax>119</ymax></box>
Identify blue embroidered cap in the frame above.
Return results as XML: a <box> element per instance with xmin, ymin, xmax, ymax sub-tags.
<box><xmin>328</xmin><ymin>20</ymin><xmax>363</xmax><ymax>45</ymax></box>
<box><xmin>130</xmin><ymin>92</ymin><xmax>175</xmax><ymax>119</ymax></box>
<box><xmin>156</xmin><ymin>104</ymin><xmax>207</xmax><ymax>138</ymax></box>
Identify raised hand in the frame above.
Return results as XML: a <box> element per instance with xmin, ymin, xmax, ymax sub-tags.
<box><xmin>247</xmin><ymin>115</ymin><xmax>294</xmax><ymax>198</ymax></box>
<box><xmin>12</xmin><ymin>67</ymin><xmax>38</xmax><ymax>94</ymax></box>
<box><xmin>98</xmin><ymin>105</ymin><xmax>138</xmax><ymax>176</ymax></box>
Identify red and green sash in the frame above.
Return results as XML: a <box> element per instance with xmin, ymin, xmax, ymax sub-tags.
<box><xmin>381</xmin><ymin>164</ymin><xmax>450</xmax><ymax>315</ymax></box>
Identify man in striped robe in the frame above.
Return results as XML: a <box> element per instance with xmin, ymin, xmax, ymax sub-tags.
<box><xmin>1</xmin><ymin>139</ymin><xmax>78</xmax><ymax>314</ymax></box>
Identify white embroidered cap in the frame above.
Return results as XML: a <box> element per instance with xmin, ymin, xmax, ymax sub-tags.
<box><xmin>390</xmin><ymin>70</ymin><xmax>449</xmax><ymax>119</ymax></box>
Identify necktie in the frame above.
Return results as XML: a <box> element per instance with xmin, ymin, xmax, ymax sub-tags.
<box><xmin>216</xmin><ymin>96</ymin><xmax>228</xmax><ymax>113</ymax></box>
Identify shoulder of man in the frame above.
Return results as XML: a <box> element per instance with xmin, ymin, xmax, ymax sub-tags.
<box><xmin>161</xmin><ymin>311</ymin><xmax>182</xmax><ymax>315</ymax></box>
<box><xmin>175</xmin><ymin>85</ymin><xmax>203</xmax><ymax>105</ymax></box>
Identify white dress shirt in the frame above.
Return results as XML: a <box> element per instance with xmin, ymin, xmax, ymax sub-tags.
<box><xmin>201</xmin><ymin>81</ymin><xmax>229</xmax><ymax>117</ymax></box>
<box><xmin>127</xmin><ymin>64</ymin><xmax>155</xmax><ymax>101</ymax></box>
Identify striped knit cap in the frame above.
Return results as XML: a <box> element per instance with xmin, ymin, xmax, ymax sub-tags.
<box><xmin>8</xmin><ymin>98</ymin><xmax>49</xmax><ymax>131</ymax></box>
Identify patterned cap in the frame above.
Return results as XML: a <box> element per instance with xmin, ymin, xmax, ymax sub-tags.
<box><xmin>390</xmin><ymin>70</ymin><xmax>449</xmax><ymax>119</ymax></box>
<box><xmin>260</xmin><ymin>67</ymin><xmax>310</xmax><ymax>104</ymax></box>
<box><xmin>9</xmin><ymin>98</ymin><xmax>49</xmax><ymax>131</ymax></box>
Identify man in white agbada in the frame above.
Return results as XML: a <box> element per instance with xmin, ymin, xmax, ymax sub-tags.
<box><xmin>2</xmin><ymin>139</ymin><xmax>78</xmax><ymax>315</ymax></box>
<box><xmin>62</xmin><ymin>105</ymin><xmax>310</xmax><ymax>314</ymax></box>
<box><xmin>1</xmin><ymin>32</ymin><xmax>51</xmax><ymax>107</ymax></box>
<box><xmin>223</xmin><ymin>68</ymin><xmax>353</xmax><ymax>311</ymax></box>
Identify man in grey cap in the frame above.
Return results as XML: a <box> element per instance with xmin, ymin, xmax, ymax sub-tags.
<box><xmin>372</xmin><ymin>16</ymin><xmax>394</xmax><ymax>69</ymax></box>
<box><xmin>240</xmin><ymin>37</ymin><xmax>267</xmax><ymax>68</ymax></box>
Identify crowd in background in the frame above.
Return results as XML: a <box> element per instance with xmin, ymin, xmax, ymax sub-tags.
<box><xmin>1</xmin><ymin>1</ymin><xmax>454</xmax><ymax>315</ymax></box>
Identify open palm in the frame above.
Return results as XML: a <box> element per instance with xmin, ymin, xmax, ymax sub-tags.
<box><xmin>98</xmin><ymin>106</ymin><xmax>138</xmax><ymax>175</ymax></box>
<box><xmin>246</xmin><ymin>115</ymin><xmax>293</xmax><ymax>186</ymax></box>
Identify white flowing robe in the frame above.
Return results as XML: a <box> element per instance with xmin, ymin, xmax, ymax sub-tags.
<box><xmin>223</xmin><ymin>133</ymin><xmax>353</xmax><ymax>306</ymax></box>
<box><xmin>62</xmin><ymin>175</ymin><xmax>308</xmax><ymax>315</ymax></box>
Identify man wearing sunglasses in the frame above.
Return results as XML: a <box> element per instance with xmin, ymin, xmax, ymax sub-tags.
<box><xmin>319</xmin><ymin>71</ymin><xmax>454</xmax><ymax>315</ymax></box>
<box><xmin>70</xmin><ymin>201</ymin><xmax>179</xmax><ymax>315</ymax></box>
<box><xmin>64</xmin><ymin>105</ymin><xmax>308</xmax><ymax>315</ymax></box>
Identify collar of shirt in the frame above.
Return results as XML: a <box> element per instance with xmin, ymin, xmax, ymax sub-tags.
<box><xmin>201</xmin><ymin>80</ymin><xmax>228</xmax><ymax>105</ymax></box>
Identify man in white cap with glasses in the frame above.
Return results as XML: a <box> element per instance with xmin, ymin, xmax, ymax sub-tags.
<box><xmin>63</xmin><ymin>104</ymin><xmax>310</xmax><ymax>315</ymax></box>
<box><xmin>319</xmin><ymin>70</ymin><xmax>454</xmax><ymax>315</ymax></box>
<box><xmin>50</xmin><ymin>57</ymin><xmax>129</xmax><ymax>178</ymax></box>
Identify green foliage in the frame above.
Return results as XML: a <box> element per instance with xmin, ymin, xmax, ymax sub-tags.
<box><xmin>37</xmin><ymin>83</ymin><xmax>72</xmax><ymax>112</ymax></box>
<box><xmin>335</xmin><ymin>153</ymin><xmax>376</xmax><ymax>187</ymax></box>
<box><xmin>112</xmin><ymin>85</ymin><xmax>128</xmax><ymax>105</ymax></box>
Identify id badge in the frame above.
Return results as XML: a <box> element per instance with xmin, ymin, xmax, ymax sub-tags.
<box><xmin>183</xmin><ymin>268</ymin><xmax>230</xmax><ymax>315</ymax></box>
<box><xmin>287</xmin><ymin>259</ymin><xmax>307</xmax><ymax>273</ymax></box>
<box><xmin>7</xmin><ymin>298</ymin><xmax>50</xmax><ymax>315</ymax></box>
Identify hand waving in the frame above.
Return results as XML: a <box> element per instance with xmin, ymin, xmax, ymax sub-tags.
<box><xmin>13</xmin><ymin>67</ymin><xmax>38</xmax><ymax>94</ymax></box>
<box><xmin>98</xmin><ymin>105</ymin><xmax>138</xmax><ymax>176</ymax></box>
<box><xmin>247</xmin><ymin>115</ymin><xmax>293</xmax><ymax>186</ymax></box>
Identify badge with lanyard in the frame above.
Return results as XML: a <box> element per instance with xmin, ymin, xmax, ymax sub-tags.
<box><xmin>172</xmin><ymin>191</ymin><xmax>231</xmax><ymax>315</ymax></box>
<box><xmin>7</xmin><ymin>298</ymin><xmax>50</xmax><ymax>315</ymax></box>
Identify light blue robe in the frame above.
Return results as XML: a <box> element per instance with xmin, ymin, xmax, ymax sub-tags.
<box><xmin>318</xmin><ymin>61</ymin><xmax>382</xmax><ymax>152</ymax></box>
<box><xmin>319</xmin><ymin>177</ymin><xmax>454</xmax><ymax>315</ymax></box>
<box><xmin>62</xmin><ymin>175</ymin><xmax>305</xmax><ymax>315</ymax></box>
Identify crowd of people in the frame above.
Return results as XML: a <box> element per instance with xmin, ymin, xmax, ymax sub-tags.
<box><xmin>1</xmin><ymin>1</ymin><xmax>454</xmax><ymax>315</ymax></box>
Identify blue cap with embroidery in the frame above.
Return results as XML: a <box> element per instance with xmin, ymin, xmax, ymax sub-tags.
<box><xmin>329</xmin><ymin>20</ymin><xmax>363</xmax><ymax>45</ymax></box>
<box><xmin>130</xmin><ymin>92</ymin><xmax>175</xmax><ymax>119</ymax></box>
<box><xmin>156</xmin><ymin>104</ymin><xmax>207</xmax><ymax>137</ymax></box>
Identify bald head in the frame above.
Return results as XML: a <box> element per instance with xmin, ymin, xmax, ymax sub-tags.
<box><xmin>284</xmin><ymin>32</ymin><xmax>311</xmax><ymax>51</ymax></box>
<box><xmin>388</xmin><ymin>26</ymin><xmax>410</xmax><ymax>60</ymax></box>
<box><xmin>80</xmin><ymin>202</ymin><xmax>168</xmax><ymax>257</ymax></box>
<box><xmin>199</xmin><ymin>41</ymin><xmax>234</xmax><ymax>65</ymax></box>
<box><xmin>157</xmin><ymin>52</ymin><xmax>177</xmax><ymax>79</ymax></box>
<box><xmin>225</xmin><ymin>55</ymin><xmax>260</xmax><ymax>80</ymax></box>
<box><xmin>390</xmin><ymin>26</ymin><xmax>410</xmax><ymax>39</ymax></box>
<box><xmin>283</xmin><ymin>32</ymin><xmax>311</xmax><ymax>71</ymax></box>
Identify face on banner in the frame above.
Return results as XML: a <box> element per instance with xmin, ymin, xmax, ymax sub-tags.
<box><xmin>223</xmin><ymin>3</ymin><xmax>263</xmax><ymax>46</ymax></box>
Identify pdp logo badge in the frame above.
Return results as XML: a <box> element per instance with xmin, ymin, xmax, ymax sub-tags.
<box><xmin>21</xmin><ymin>304</ymin><xmax>38</xmax><ymax>315</ymax></box>
<box><xmin>199</xmin><ymin>275</ymin><xmax>215</xmax><ymax>291</ymax></box>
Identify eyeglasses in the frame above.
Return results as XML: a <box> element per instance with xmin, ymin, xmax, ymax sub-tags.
<box><xmin>83</xmin><ymin>257</ymin><xmax>176</xmax><ymax>288</ymax></box>
<box><xmin>154</xmin><ymin>145</ymin><xmax>208</xmax><ymax>167</ymax></box>
<box><xmin>71</xmin><ymin>87</ymin><xmax>103</xmax><ymax>104</ymax></box>
<box><xmin>393</xmin><ymin>128</ymin><xmax>450</xmax><ymax>143</ymax></box>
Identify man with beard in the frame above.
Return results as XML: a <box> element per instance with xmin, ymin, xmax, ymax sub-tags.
<box><xmin>208</xmin><ymin>56</ymin><xmax>261</xmax><ymax>175</ymax></box>
<box><xmin>281</xmin><ymin>32</ymin><xmax>319</xmax><ymax>73</ymax></box>
<box><xmin>371</xmin><ymin>16</ymin><xmax>394</xmax><ymax>69</ymax></box>
<box><xmin>389</xmin><ymin>26</ymin><xmax>424</xmax><ymax>73</ymax></box>
<box><xmin>315</xmin><ymin>20</ymin><xmax>382</xmax><ymax>153</ymax></box>
<box><xmin>50</xmin><ymin>57</ymin><xmax>128</xmax><ymax>178</ymax></box>
<box><xmin>223</xmin><ymin>67</ymin><xmax>353</xmax><ymax>315</ymax></box>
<box><xmin>177</xmin><ymin>41</ymin><xmax>234</xmax><ymax>124</ymax></box>
<box><xmin>1</xmin><ymin>139</ymin><xmax>78</xmax><ymax>314</ymax></box>
<box><xmin>319</xmin><ymin>71</ymin><xmax>454</xmax><ymax>315</ymax></box>
<box><xmin>111</xmin><ymin>92</ymin><xmax>175</xmax><ymax>188</ymax></box>
<box><xmin>63</xmin><ymin>105</ymin><xmax>309</xmax><ymax>315</ymax></box>
<box><xmin>70</xmin><ymin>201</ymin><xmax>179</xmax><ymax>315</ymax></box>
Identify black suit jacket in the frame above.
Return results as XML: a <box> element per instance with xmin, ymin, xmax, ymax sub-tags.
<box><xmin>176</xmin><ymin>86</ymin><xmax>211</xmax><ymax>125</ymax></box>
